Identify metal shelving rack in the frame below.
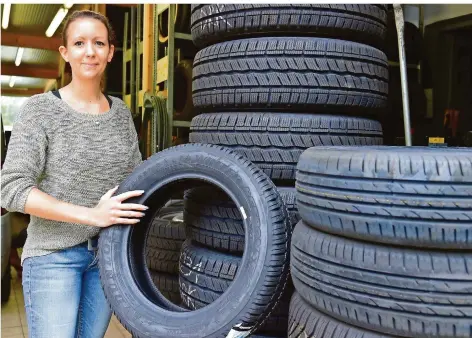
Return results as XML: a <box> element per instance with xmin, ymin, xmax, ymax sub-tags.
<box><xmin>122</xmin><ymin>6</ymin><xmax>145</xmax><ymax>116</ymax></box>
<box><xmin>152</xmin><ymin>4</ymin><xmax>193</xmax><ymax>153</ymax></box>
<box><xmin>123</xmin><ymin>4</ymin><xmax>194</xmax><ymax>157</ymax></box>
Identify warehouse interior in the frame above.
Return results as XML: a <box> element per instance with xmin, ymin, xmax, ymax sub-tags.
<box><xmin>1</xmin><ymin>4</ymin><xmax>472</xmax><ymax>338</ymax></box>
<box><xmin>1</xmin><ymin>4</ymin><xmax>471</xmax><ymax>147</ymax></box>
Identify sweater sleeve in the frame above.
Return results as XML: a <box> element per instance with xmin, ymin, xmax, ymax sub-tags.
<box><xmin>128</xmin><ymin>113</ymin><xmax>143</xmax><ymax>169</ymax></box>
<box><xmin>1</xmin><ymin>99</ymin><xmax>48</xmax><ymax>213</ymax></box>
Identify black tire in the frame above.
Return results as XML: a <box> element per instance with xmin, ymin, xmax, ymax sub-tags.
<box><xmin>174</xmin><ymin>60</ymin><xmax>196</xmax><ymax>121</ymax></box>
<box><xmin>296</xmin><ymin>146</ymin><xmax>472</xmax><ymax>248</ymax></box>
<box><xmin>149</xmin><ymin>271</ymin><xmax>182</xmax><ymax>305</ymax></box>
<box><xmin>184</xmin><ymin>186</ymin><xmax>299</xmax><ymax>253</ymax></box>
<box><xmin>386</xmin><ymin>10</ymin><xmax>422</xmax><ymax>64</ymax></box>
<box><xmin>192</xmin><ymin>37</ymin><xmax>389</xmax><ymax>114</ymax></box>
<box><xmin>291</xmin><ymin>220</ymin><xmax>472</xmax><ymax>338</ymax></box>
<box><xmin>146</xmin><ymin>247</ymin><xmax>180</xmax><ymax>274</ymax></box>
<box><xmin>145</xmin><ymin>207</ymin><xmax>186</xmax><ymax>274</ymax></box>
<box><xmin>1</xmin><ymin>263</ymin><xmax>11</xmax><ymax>304</ymax></box>
<box><xmin>190</xmin><ymin>5</ymin><xmax>387</xmax><ymax>49</ymax></box>
<box><xmin>179</xmin><ymin>240</ymin><xmax>292</xmax><ymax>336</ymax></box>
<box><xmin>159</xmin><ymin>4</ymin><xmax>190</xmax><ymax>43</ymax></box>
<box><xmin>288</xmin><ymin>292</ymin><xmax>392</xmax><ymax>338</ymax></box>
<box><xmin>179</xmin><ymin>240</ymin><xmax>238</xmax><ymax>310</ymax></box>
<box><xmin>98</xmin><ymin>144</ymin><xmax>290</xmax><ymax>338</ymax></box>
<box><xmin>146</xmin><ymin>213</ymin><xmax>186</xmax><ymax>250</ymax></box>
<box><xmin>190</xmin><ymin>113</ymin><xmax>383</xmax><ymax>181</ymax></box>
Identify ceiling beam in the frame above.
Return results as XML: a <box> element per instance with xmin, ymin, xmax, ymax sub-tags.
<box><xmin>1</xmin><ymin>88</ymin><xmax>44</xmax><ymax>96</ymax></box>
<box><xmin>1</xmin><ymin>31</ymin><xmax>62</xmax><ymax>51</ymax></box>
<box><xmin>2</xmin><ymin>63</ymin><xmax>59</xmax><ymax>79</ymax></box>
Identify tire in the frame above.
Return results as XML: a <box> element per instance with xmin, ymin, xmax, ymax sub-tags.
<box><xmin>149</xmin><ymin>271</ymin><xmax>182</xmax><ymax>305</ymax></box>
<box><xmin>288</xmin><ymin>292</ymin><xmax>391</xmax><ymax>338</ymax></box>
<box><xmin>291</xmin><ymin>221</ymin><xmax>472</xmax><ymax>338</ymax></box>
<box><xmin>184</xmin><ymin>186</ymin><xmax>299</xmax><ymax>253</ymax></box>
<box><xmin>386</xmin><ymin>10</ymin><xmax>422</xmax><ymax>64</ymax></box>
<box><xmin>174</xmin><ymin>60</ymin><xmax>196</xmax><ymax>121</ymax></box>
<box><xmin>179</xmin><ymin>240</ymin><xmax>292</xmax><ymax>336</ymax></box>
<box><xmin>296</xmin><ymin>146</ymin><xmax>472</xmax><ymax>248</ymax></box>
<box><xmin>145</xmin><ymin>206</ymin><xmax>186</xmax><ymax>274</ymax></box>
<box><xmin>159</xmin><ymin>4</ymin><xmax>190</xmax><ymax>43</ymax></box>
<box><xmin>190</xmin><ymin>5</ymin><xmax>387</xmax><ymax>49</ymax></box>
<box><xmin>190</xmin><ymin>113</ymin><xmax>383</xmax><ymax>181</ymax></box>
<box><xmin>146</xmin><ymin>213</ymin><xmax>186</xmax><ymax>250</ymax></box>
<box><xmin>98</xmin><ymin>144</ymin><xmax>290</xmax><ymax>338</ymax></box>
<box><xmin>192</xmin><ymin>37</ymin><xmax>389</xmax><ymax>114</ymax></box>
<box><xmin>1</xmin><ymin>262</ymin><xmax>11</xmax><ymax>304</ymax></box>
<box><xmin>146</xmin><ymin>247</ymin><xmax>180</xmax><ymax>274</ymax></box>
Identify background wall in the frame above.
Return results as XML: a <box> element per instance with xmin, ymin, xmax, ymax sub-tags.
<box><xmin>404</xmin><ymin>4</ymin><xmax>472</xmax><ymax>27</ymax></box>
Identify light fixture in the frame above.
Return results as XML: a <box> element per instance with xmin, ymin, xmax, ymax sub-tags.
<box><xmin>2</xmin><ymin>3</ymin><xmax>11</xmax><ymax>29</ymax></box>
<box><xmin>45</xmin><ymin>7</ymin><xmax>68</xmax><ymax>38</ymax></box>
<box><xmin>9</xmin><ymin>76</ymin><xmax>16</xmax><ymax>88</ymax></box>
<box><xmin>15</xmin><ymin>47</ymin><xmax>24</xmax><ymax>66</ymax></box>
<box><xmin>64</xmin><ymin>2</ymin><xmax>74</xmax><ymax>9</ymax></box>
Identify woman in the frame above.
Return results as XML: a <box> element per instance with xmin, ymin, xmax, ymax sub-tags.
<box><xmin>1</xmin><ymin>10</ymin><xmax>146</xmax><ymax>338</ymax></box>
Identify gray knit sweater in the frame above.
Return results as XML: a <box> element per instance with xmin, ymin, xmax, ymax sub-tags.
<box><xmin>1</xmin><ymin>91</ymin><xmax>143</xmax><ymax>263</ymax></box>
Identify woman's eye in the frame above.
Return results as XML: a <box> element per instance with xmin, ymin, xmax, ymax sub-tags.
<box><xmin>74</xmin><ymin>41</ymin><xmax>83</xmax><ymax>46</ymax></box>
<box><xmin>96</xmin><ymin>41</ymin><xmax>105</xmax><ymax>46</ymax></box>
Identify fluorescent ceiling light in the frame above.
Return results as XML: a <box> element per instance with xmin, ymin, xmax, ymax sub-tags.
<box><xmin>9</xmin><ymin>76</ymin><xmax>16</xmax><ymax>88</ymax></box>
<box><xmin>64</xmin><ymin>2</ymin><xmax>74</xmax><ymax>9</ymax></box>
<box><xmin>2</xmin><ymin>3</ymin><xmax>11</xmax><ymax>29</ymax></box>
<box><xmin>15</xmin><ymin>47</ymin><xmax>24</xmax><ymax>66</ymax></box>
<box><xmin>45</xmin><ymin>8</ymin><xmax>68</xmax><ymax>38</ymax></box>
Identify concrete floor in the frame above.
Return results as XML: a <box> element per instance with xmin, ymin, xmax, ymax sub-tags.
<box><xmin>1</xmin><ymin>267</ymin><xmax>132</xmax><ymax>338</ymax></box>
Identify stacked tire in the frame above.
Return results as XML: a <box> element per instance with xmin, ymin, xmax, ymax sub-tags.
<box><xmin>289</xmin><ymin>146</ymin><xmax>472</xmax><ymax>338</ymax></box>
<box><xmin>183</xmin><ymin>4</ymin><xmax>389</xmax><ymax>337</ymax></box>
<box><xmin>144</xmin><ymin>201</ymin><xmax>186</xmax><ymax>305</ymax></box>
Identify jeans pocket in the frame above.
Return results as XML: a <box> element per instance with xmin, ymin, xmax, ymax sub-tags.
<box><xmin>86</xmin><ymin>251</ymin><xmax>99</xmax><ymax>270</ymax></box>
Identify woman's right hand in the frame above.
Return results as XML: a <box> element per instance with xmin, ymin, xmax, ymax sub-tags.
<box><xmin>91</xmin><ymin>186</ymin><xmax>148</xmax><ymax>228</ymax></box>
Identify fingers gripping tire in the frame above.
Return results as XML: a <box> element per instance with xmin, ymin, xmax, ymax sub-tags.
<box><xmin>98</xmin><ymin>144</ymin><xmax>291</xmax><ymax>338</ymax></box>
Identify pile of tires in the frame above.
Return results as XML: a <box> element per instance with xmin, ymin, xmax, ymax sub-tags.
<box><xmin>289</xmin><ymin>146</ymin><xmax>472</xmax><ymax>337</ymax></box>
<box><xmin>183</xmin><ymin>4</ymin><xmax>389</xmax><ymax>337</ymax></box>
<box><xmin>144</xmin><ymin>201</ymin><xmax>186</xmax><ymax>305</ymax></box>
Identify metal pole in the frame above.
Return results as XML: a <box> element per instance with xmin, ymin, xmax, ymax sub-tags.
<box><xmin>122</xmin><ymin>13</ymin><xmax>128</xmax><ymax>100</ymax></box>
<box><xmin>130</xmin><ymin>7</ymin><xmax>137</xmax><ymax>115</ymax></box>
<box><xmin>167</xmin><ymin>4</ymin><xmax>176</xmax><ymax>148</ymax></box>
<box><xmin>418</xmin><ymin>5</ymin><xmax>424</xmax><ymax>84</ymax></box>
<box><xmin>152</xmin><ymin>5</ymin><xmax>159</xmax><ymax>153</ymax></box>
<box><xmin>393</xmin><ymin>4</ymin><xmax>412</xmax><ymax>146</ymax></box>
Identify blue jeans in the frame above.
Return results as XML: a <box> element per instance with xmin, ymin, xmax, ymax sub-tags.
<box><xmin>22</xmin><ymin>242</ymin><xmax>112</xmax><ymax>338</ymax></box>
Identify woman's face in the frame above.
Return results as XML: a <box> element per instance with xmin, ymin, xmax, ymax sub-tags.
<box><xmin>59</xmin><ymin>18</ymin><xmax>114</xmax><ymax>81</ymax></box>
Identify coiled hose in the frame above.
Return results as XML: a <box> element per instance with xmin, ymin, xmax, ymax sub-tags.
<box><xmin>142</xmin><ymin>92</ymin><xmax>169</xmax><ymax>159</ymax></box>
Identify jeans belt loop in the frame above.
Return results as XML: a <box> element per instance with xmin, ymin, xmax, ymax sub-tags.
<box><xmin>87</xmin><ymin>236</ymin><xmax>99</xmax><ymax>251</ymax></box>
